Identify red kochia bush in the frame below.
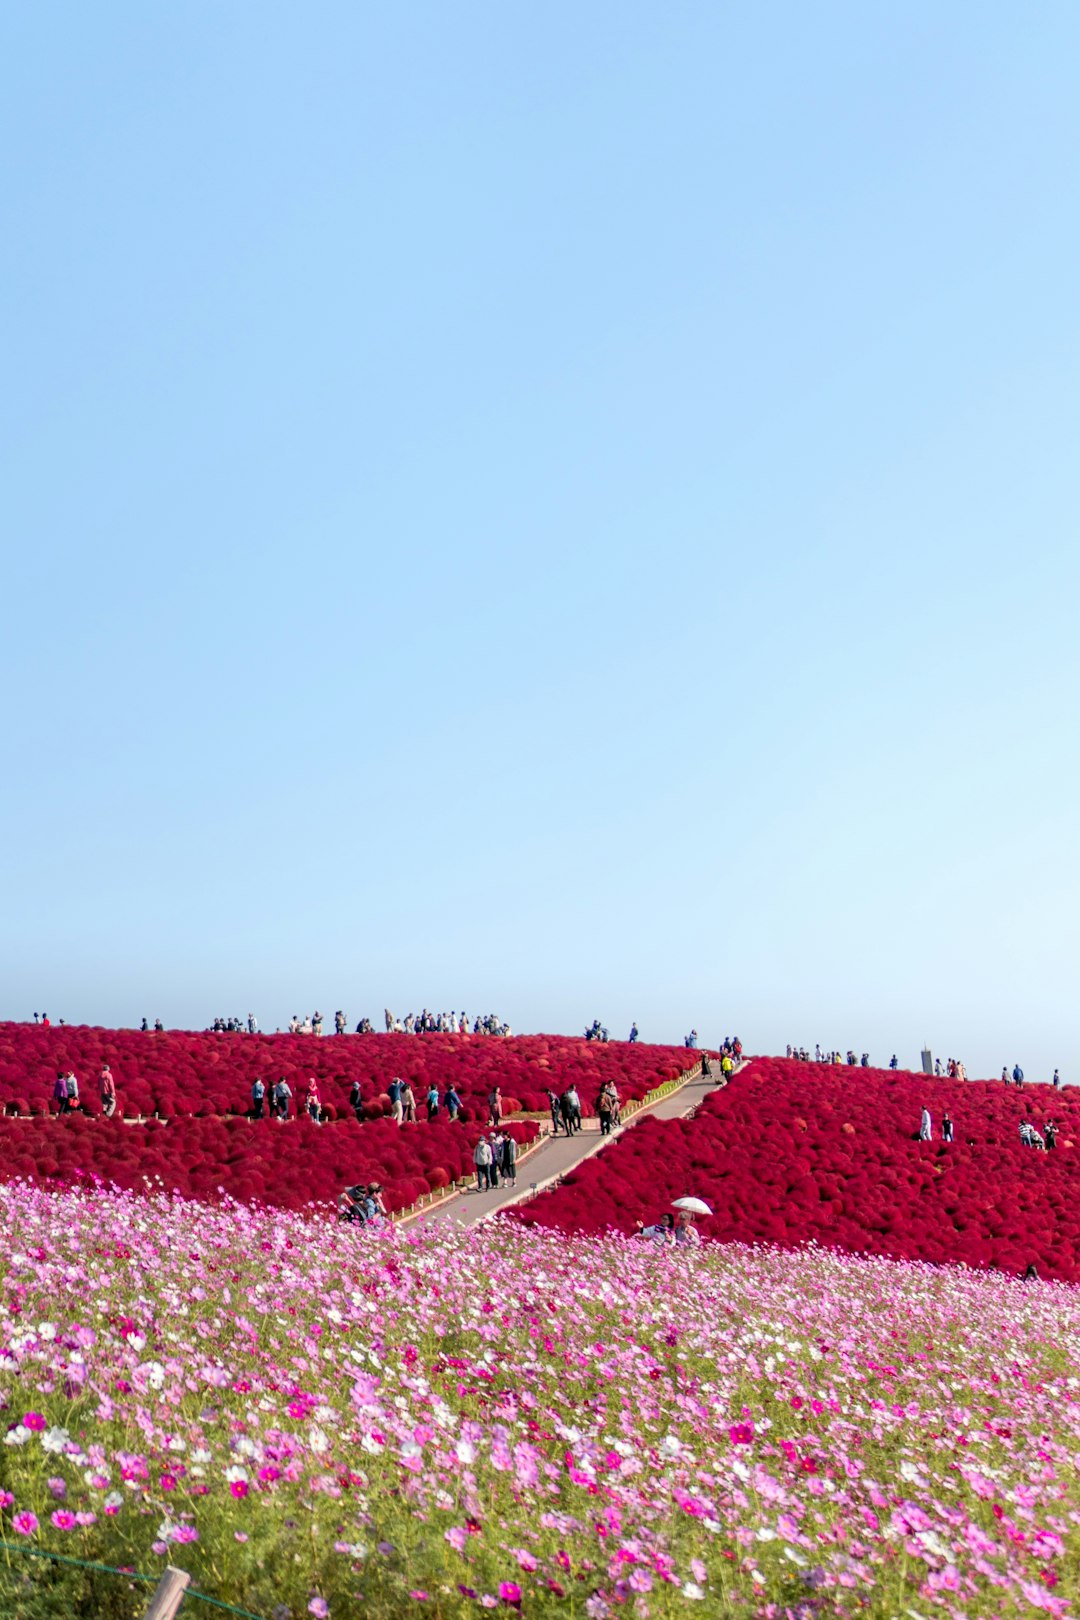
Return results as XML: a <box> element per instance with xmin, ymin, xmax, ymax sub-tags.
<box><xmin>0</xmin><ymin>1023</ymin><xmax>700</xmax><ymax>1122</ymax></box>
<box><xmin>510</xmin><ymin>1058</ymin><xmax>1080</xmax><ymax>1283</ymax></box>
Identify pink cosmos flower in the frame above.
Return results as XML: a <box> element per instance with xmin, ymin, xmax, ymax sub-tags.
<box><xmin>308</xmin><ymin>1601</ymin><xmax>329</xmax><ymax>1618</ymax></box>
<box><xmin>498</xmin><ymin>1582</ymin><xmax>522</xmax><ymax>1606</ymax></box>
<box><xmin>13</xmin><ymin>1512</ymin><xmax>38</xmax><ymax>1536</ymax></box>
<box><xmin>50</xmin><ymin>1510</ymin><xmax>77</xmax><ymax>1530</ymax></box>
<box><xmin>23</xmin><ymin>1414</ymin><xmax>46</xmax><ymax>1432</ymax></box>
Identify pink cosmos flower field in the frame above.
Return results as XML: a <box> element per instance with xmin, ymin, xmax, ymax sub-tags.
<box><xmin>0</xmin><ymin>1180</ymin><xmax>1078</xmax><ymax>1618</ymax></box>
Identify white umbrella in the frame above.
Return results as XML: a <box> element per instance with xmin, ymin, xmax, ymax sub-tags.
<box><xmin>672</xmin><ymin>1196</ymin><xmax>712</xmax><ymax>1216</ymax></box>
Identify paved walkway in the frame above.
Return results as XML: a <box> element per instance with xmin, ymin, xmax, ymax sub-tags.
<box><xmin>409</xmin><ymin>1063</ymin><xmax>728</xmax><ymax>1231</ymax></box>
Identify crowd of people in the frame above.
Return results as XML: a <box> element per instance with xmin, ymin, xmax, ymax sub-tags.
<box><xmin>472</xmin><ymin>1130</ymin><xmax>520</xmax><ymax>1190</ymax></box>
<box><xmin>384</xmin><ymin>1010</ymin><xmax>512</xmax><ymax>1036</ymax></box>
<box><xmin>916</xmin><ymin>1103</ymin><xmax>1061</xmax><ymax>1152</ymax></box>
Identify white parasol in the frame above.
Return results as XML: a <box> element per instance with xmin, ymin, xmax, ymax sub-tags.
<box><xmin>672</xmin><ymin>1196</ymin><xmax>712</xmax><ymax>1216</ymax></box>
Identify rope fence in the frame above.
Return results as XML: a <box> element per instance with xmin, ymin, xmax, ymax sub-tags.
<box><xmin>0</xmin><ymin>1537</ymin><xmax>265</xmax><ymax>1619</ymax></box>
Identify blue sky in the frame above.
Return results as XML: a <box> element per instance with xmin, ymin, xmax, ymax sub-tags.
<box><xmin>3</xmin><ymin>4</ymin><xmax>1079</xmax><ymax>1077</ymax></box>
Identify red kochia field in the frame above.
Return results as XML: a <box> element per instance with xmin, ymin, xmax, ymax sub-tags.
<box><xmin>0</xmin><ymin>1024</ymin><xmax>695</xmax><ymax>1119</ymax></box>
<box><xmin>0</xmin><ymin>1112</ymin><xmax>539</xmax><ymax>1213</ymax></box>
<box><xmin>512</xmin><ymin>1057</ymin><xmax>1080</xmax><ymax>1281</ymax></box>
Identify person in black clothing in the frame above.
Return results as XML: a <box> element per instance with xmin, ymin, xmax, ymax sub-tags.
<box><xmin>545</xmin><ymin>1088</ymin><xmax>562</xmax><ymax>1135</ymax></box>
<box><xmin>1045</xmin><ymin>1120</ymin><xmax>1058</xmax><ymax>1150</ymax></box>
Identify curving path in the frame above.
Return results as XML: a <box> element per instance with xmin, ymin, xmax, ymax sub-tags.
<box><xmin>408</xmin><ymin>1062</ymin><xmax>731</xmax><ymax>1231</ymax></box>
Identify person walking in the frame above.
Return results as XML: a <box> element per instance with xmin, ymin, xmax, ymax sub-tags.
<box><xmin>1053</xmin><ymin>1069</ymin><xmax>1061</xmax><ymax>1089</ymax></box>
<box><xmin>305</xmin><ymin>1078</ymin><xmax>321</xmax><ymax>1123</ymax></box>
<box><xmin>597</xmin><ymin>1088</ymin><xmax>613</xmax><ymax>1136</ymax></box>
<box><xmin>502</xmin><ymin>1130</ymin><xmax>518</xmax><ymax>1186</ymax></box>
<box><xmin>1013</xmin><ymin>1064</ymin><xmax>1024</xmax><ymax>1089</ymax></box>
<box><xmin>919</xmin><ymin>1105</ymin><xmax>932</xmax><ymax>1141</ymax></box>
<box><xmin>425</xmin><ymin>1084</ymin><xmax>440</xmax><ymax>1121</ymax></box>
<box><xmin>941</xmin><ymin>1112</ymin><xmax>954</xmax><ymax>1143</ymax></box>
<box><xmin>273</xmin><ymin>1077</ymin><xmax>292</xmax><ymax>1120</ymax></box>
<box><xmin>100</xmin><ymin>1065</ymin><xmax>117</xmax><ymax>1119</ymax></box>
<box><xmin>65</xmin><ymin>1071</ymin><xmax>79</xmax><ymax>1113</ymax></box>
<box><xmin>401</xmin><ymin>1082</ymin><xmax>416</xmax><ymax>1124</ymax></box>
<box><xmin>53</xmin><ymin>1071</ymin><xmax>69</xmax><ymax>1115</ymax></box>
<box><xmin>473</xmin><ymin>1135</ymin><xmax>493</xmax><ymax>1191</ymax></box>
<box><xmin>488</xmin><ymin>1087</ymin><xmax>503</xmax><ymax>1128</ymax></box>
<box><xmin>1046</xmin><ymin>1119</ymin><xmax>1058</xmax><ymax>1150</ymax></box>
<box><xmin>251</xmin><ymin>1077</ymin><xmax>265</xmax><ymax>1120</ymax></box>
<box><xmin>444</xmin><ymin>1085</ymin><xmax>462</xmax><ymax>1121</ymax></box>
<box><xmin>628</xmin><ymin>1022</ymin><xmax>639</xmax><ymax>1043</ymax></box>
<box><xmin>348</xmin><ymin>1079</ymin><xmax>363</xmax><ymax>1120</ymax></box>
<box><xmin>720</xmin><ymin>1053</ymin><xmax>734</xmax><ymax>1083</ymax></box>
<box><xmin>545</xmin><ymin>1088</ymin><xmax>562</xmax><ymax>1136</ymax></box>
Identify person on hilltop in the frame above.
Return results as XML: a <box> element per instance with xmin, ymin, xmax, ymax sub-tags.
<box><xmin>628</xmin><ymin>1022</ymin><xmax>639</xmax><ymax>1043</ymax></box>
<box><xmin>100</xmin><ymin>1064</ymin><xmax>117</xmax><ymax>1119</ymax></box>
<box><xmin>247</xmin><ymin>1013</ymin><xmax>259</xmax><ymax>1035</ymax></box>
<box><xmin>140</xmin><ymin>1017</ymin><xmax>149</xmax><ymax>1033</ymax></box>
<box><xmin>889</xmin><ymin>1054</ymin><xmax>899</xmax><ymax>1070</ymax></box>
<box><xmin>1001</xmin><ymin>1066</ymin><xmax>1009</xmax><ymax>1084</ymax></box>
<box><xmin>251</xmin><ymin>1077</ymin><xmax>265</xmax><ymax>1120</ymax></box>
<box><xmin>1013</xmin><ymin>1064</ymin><xmax>1025</xmax><ymax>1089</ymax></box>
<box><xmin>1053</xmin><ymin>1069</ymin><xmax>1061</xmax><ymax>1089</ymax></box>
<box><xmin>919</xmin><ymin>1106</ymin><xmax>932</xmax><ymax>1141</ymax></box>
<box><xmin>473</xmin><ymin>1135</ymin><xmax>494</xmax><ymax>1191</ymax></box>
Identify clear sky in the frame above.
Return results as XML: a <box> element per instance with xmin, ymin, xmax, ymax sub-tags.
<box><xmin>3</xmin><ymin>4</ymin><xmax>1079</xmax><ymax>1078</ymax></box>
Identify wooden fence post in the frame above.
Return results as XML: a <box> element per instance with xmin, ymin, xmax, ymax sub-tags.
<box><xmin>142</xmin><ymin>1565</ymin><xmax>191</xmax><ymax>1619</ymax></box>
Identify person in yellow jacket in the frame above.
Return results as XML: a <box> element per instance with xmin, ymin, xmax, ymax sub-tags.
<box><xmin>720</xmin><ymin>1053</ymin><xmax>734</xmax><ymax>1082</ymax></box>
